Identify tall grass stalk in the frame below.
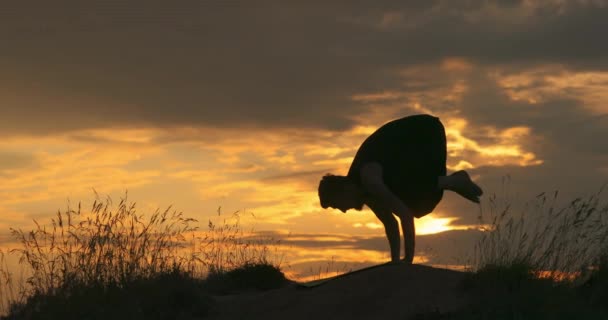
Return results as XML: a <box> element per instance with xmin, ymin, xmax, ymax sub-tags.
<box><xmin>9</xmin><ymin>191</ymin><xmax>199</xmax><ymax>297</ymax></box>
<box><xmin>198</xmin><ymin>207</ymin><xmax>285</xmax><ymax>274</ymax></box>
<box><xmin>473</xmin><ymin>183</ymin><xmax>608</xmax><ymax>281</ymax></box>
<box><xmin>0</xmin><ymin>251</ymin><xmax>23</xmax><ymax>314</ymax></box>
<box><xmin>0</xmin><ymin>191</ymin><xmax>285</xmax><ymax>316</ymax></box>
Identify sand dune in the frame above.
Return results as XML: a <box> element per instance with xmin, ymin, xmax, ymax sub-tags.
<box><xmin>208</xmin><ymin>264</ymin><xmax>471</xmax><ymax>320</ymax></box>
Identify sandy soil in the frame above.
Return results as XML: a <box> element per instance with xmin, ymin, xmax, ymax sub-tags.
<box><xmin>207</xmin><ymin>264</ymin><xmax>472</xmax><ymax>320</ymax></box>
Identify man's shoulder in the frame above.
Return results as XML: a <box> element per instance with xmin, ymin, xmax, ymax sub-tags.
<box><xmin>387</xmin><ymin>114</ymin><xmax>440</xmax><ymax>127</ymax></box>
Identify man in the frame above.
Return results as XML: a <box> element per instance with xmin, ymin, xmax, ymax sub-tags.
<box><xmin>318</xmin><ymin>114</ymin><xmax>483</xmax><ymax>264</ymax></box>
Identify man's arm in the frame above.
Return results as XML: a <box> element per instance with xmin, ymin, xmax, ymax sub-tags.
<box><xmin>366</xmin><ymin>198</ymin><xmax>400</xmax><ymax>262</ymax></box>
<box><xmin>360</xmin><ymin>162</ymin><xmax>416</xmax><ymax>264</ymax></box>
<box><xmin>401</xmin><ymin>209</ymin><xmax>416</xmax><ymax>264</ymax></box>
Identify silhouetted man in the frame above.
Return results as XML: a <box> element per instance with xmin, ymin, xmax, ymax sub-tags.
<box><xmin>318</xmin><ymin>114</ymin><xmax>483</xmax><ymax>264</ymax></box>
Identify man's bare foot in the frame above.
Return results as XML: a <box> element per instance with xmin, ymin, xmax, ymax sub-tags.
<box><xmin>448</xmin><ymin>170</ymin><xmax>483</xmax><ymax>203</ymax></box>
<box><xmin>387</xmin><ymin>259</ymin><xmax>413</xmax><ymax>266</ymax></box>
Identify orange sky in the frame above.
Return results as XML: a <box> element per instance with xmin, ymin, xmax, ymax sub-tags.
<box><xmin>1</xmin><ymin>1</ymin><xmax>608</xmax><ymax>279</ymax></box>
<box><xmin>2</xmin><ymin>60</ymin><xmax>607</xmax><ymax>280</ymax></box>
<box><xmin>0</xmin><ymin>63</ymin><xmax>556</xmax><ymax>276</ymax></box>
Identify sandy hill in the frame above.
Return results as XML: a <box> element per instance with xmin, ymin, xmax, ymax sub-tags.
<box><xmin>208</xmin><ymin>264</ymin><xmax>471</xmax><ymax>320</ymax></box>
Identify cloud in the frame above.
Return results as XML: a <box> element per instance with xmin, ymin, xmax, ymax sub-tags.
<box><xmin>0</xmin><ymin>135</ymin><xmax>163</xmax><ymax>206</ymax></box>
<box><xmin>0</xmin><ymin>151</ymin><xmax>38</xmax><ymax>173</ymax></box>
<box><xmin>3</xmin><ymin>56</ymin><xmax>604</xmax><ymax>247</ymax></box>
<box><xmin>345</xmin><ymin>59</ymin><xmax>607</xmax><ymax>226</ymax></box>
<box><xmin>1</xmin><ymin>1</ymin><xmax>607</xmax><ymax>274</ymax></box>
<box><xmin>2</xmin><ymin>1</ymin><xmax>608</xmax><ymax>136</ymax></box>
<box><xmin>253</xmin><ymin>228</ymin><xmax>484</xmax><ymax>275</ymax></box>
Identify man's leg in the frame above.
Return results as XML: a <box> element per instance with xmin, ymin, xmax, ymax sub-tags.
<box><xmin>366</xmin><ymin>199</ymin><xmax>400</xmax><ymax>262</ymax></box>
<box><xmin>437</xmin><ymin>170</ymin><xmax>483</xmax><ymax>203</ymax></box>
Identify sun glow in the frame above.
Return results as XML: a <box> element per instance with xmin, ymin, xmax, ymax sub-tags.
<box><xmin>351</xmin><ymin>212</ymin><xmax>472</xmax><ymax>236</ymax></box>
<box><xmin>416</xmin><ymin>216</ymin><xmax>467</xmax><ymax>235</ymax></box>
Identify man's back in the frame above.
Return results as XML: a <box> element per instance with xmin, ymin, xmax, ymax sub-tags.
<box><xmin>347</xmin><ymin>114</ymin><xmax>447</xmax><ymax>217</ymax></box>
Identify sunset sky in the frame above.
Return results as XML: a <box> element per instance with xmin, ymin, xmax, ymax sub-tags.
<box><xmin>1</xmin><ymin>0</ymin><xmax>608</xmax><ymax>279</ymax></box>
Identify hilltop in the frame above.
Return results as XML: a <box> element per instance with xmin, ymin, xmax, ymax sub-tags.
<box><xmin>208</xmin><ymin>264</ymin><xmax>469</xmax><ymax>320</ymax></box>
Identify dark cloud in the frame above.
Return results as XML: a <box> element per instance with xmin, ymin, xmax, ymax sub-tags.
<box><xmin>1</xmin><ymin>1</ymin><xmax>607</xmax><ymax>135</ymax></box>
<box><xmin>494</xmin><ymin>0</ymin><xmax>524</xmax><ymax>7</ymax></box>
<box><xmin>451</xmin><ymin>163</ymin><xmax>608</xmax><ymax>226</ymax></box>
<box><xmin>455</xmin><ymin>69</ymin><xmax>608</xmax><ymax>193</ymax></box>
<box><xmin>375</xmin><ymin>62</ymin><xmax>608</xmax><ymax>226</ymax></box>
<box><xmin>456</xmin><ymin>70</ymin><xmax>608</xmax><ymax>157</ymax></box>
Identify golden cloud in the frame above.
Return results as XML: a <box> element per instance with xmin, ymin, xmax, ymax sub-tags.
<box><xmin>445</xmin><ymin>117</ymin><xmax>542</xmax><ymax>168</ymax></box>
<box><xmin>441</xmin><ymin>57</ymin><xmax>473</xmax><ymax>73</ymax></box>
<box><xmin>495</xmin><ymin>65</ymin><xmax>608</xmax><ymax>114</ymax></box>
<box><xmin>0</xmin><ymin>150</ymin><xmax>161</xmax><ymax>205</ymax></box>
<box><xmin>0</xmin><ymin>76</ymin><xmax>542</xmax><ymax>254</ymax></box>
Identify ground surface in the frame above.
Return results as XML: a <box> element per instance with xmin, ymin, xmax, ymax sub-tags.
<box><xmin>207</xmin><ymin>264</ymin><xmax>471</xmax><ymax>320</ymax></box>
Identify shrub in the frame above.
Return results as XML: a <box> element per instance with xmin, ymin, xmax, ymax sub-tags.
<box><xmin>5</xmin><ymin>269</ymin><xmax>212</xmax><ymax>320</ymax></box>
<box><xmin>204</xmin><ymin>262</ymin><xmax>290</xmax><ymax>294</ymax></box>
<box><xmin>0</xmin><ymin>191</ymin><xmax>286</xmax><ymax>318</ymax></box>
<box><xmin>9</xmin><ymin>191</ymin><xmax>199</xmax><ymax>296</ymax></box>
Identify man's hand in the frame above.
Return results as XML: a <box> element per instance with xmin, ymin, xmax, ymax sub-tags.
<box><xmin>387</xmin><ymin>259</ymin><xmax>413</xmax><ymax>266</ymax></box>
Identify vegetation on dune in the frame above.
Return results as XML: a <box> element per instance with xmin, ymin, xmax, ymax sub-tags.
<box><xmin>0</xmin><ymin>181</ymin><xmax>607</xmax><ymax>319</ymax></box>
<box><xmin>198</xmin><ymin>206</ymin><xmax>286</xmax><ymax>275</ymax></box>
<box><xmin>6</xmin><ymin>269</ymin><xmax>213</xmax><ymax>320</ymax></box>
<box><xmin>472</xmin><ymin>183</ymin><xmax>608</xmax><ymax>281</ymax></box>
<box><xmin>455</xmin><ymin>264</ymin><xmax>602</xmax><ymax>319</ymax></box>
<box><xmin>204</xmin><ymin>262</ymin><xmax>290</xmax><ymax>295</ymax></box>
<box><xmin>0</xmin><ymin>191</ymin><xmax>286</xmax><ymax>319</ymax></box>
<box><xmin>419</xmin><ymin>183</ymin><xmax>608</xmax><ymax>319</ymax></box>
<box><xmin>579</xmin><ymin>256</ymin><xmax>608</xmax><ymax>311</ymax></box>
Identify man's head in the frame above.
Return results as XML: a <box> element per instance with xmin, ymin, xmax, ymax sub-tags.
<box><xmin>318</xmin><ymin>174</ymin><xmax>365</xmax><ymax>212</ymax></box>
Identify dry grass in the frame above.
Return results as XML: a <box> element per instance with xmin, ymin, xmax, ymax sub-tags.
<box><xmin>0</xmin><ymin>191</ymin><xmax>285</xmax><ymax>318</ymax></box>
<box><xmin>424</xmin><ymin>181</ymin><xmax>608</xmax><ymax>319</ymax></box>
<box><xmin>0</xmin><ymin>252</ymin><xmax>24</xmax><ymax>314</ymax></box>
<box><xmin>9</xmin><ymin>190</ymin><xmax>198</xmax><ymax>296</ymax></box>
<box><xmin>197</xmin><ymin>207</ymin><xmax>285</xmax><ymax>275</ymax></box>
<box><xmin>472</xmin><ymin>181</ymin><xmax>608</xmax><ymax>282</ymax></box>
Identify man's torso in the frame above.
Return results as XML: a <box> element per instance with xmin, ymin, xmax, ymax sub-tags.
<box><xmin>347</xmin><ymin>114</ymin><xmax>447</xmax><ymax>217</ymax></box>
